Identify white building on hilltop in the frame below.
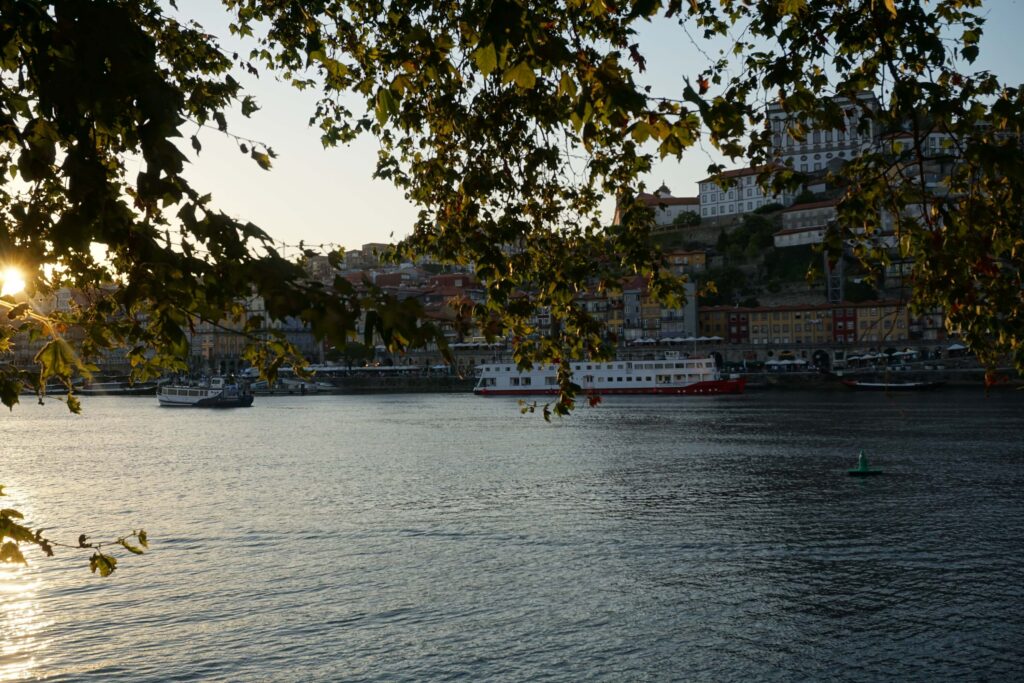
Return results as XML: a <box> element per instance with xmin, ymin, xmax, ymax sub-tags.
<box><xmin>698</xmin><ymin>166</ymin><xmax>796</xmax><ymax>220</ymax></box>
<box><xmin>637</xmin><ymin>183</ymin><xmax>699</xmax><ymax>227</ymax></box>
<box><xmin>767</xmin><ymin>92</ymin><xmax>881</xmax><ymax>173</ymax></box>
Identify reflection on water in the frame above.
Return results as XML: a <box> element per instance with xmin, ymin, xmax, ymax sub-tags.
<box><xmin>0</xmin><ymin>566</ymin><xmax>48</xmax><ymax>680</ymax></box>
<box><xmin>1</xmin><ymin>390</ymin><xmax>1023</xmax><ymax>681</ymax></box>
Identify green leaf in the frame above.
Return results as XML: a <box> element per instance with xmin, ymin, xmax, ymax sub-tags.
<box><xmin>473</xmin><ymin>43</ymin><xmax>498</xmax><ymax>77</ymax></box>
<box><xmin>375</xmin><ymin>88</ymin><xmax>399</xmax><ymax>125</ymax></box>
<box><xmin>0</xmin><ymin>508</ymin><xmax>24</xmax><ymax>519</ymax></box>
<box><xmin>137</xmin><ymin>530</ymin><xmax>149</xmax><ymax>549</ymax></box>
<box><xmin>883</xmin><ymin>0</ymin><xmax>896</xmax><ymax>17</ymax></box>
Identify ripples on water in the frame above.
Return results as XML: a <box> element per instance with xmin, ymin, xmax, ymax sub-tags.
<box><xmin>1</xmin><ymin>390</ymin><xmax>1023</xmax><ymax>680</ymax></box>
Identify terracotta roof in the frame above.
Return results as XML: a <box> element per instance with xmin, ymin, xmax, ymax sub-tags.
<box><xmin>703</xmin><ymin>300</ymin><xmax>909</xmax><ymax>314</ymax></box>
<box><xmin>638</xmin><ymin>193</ymin><xmax>699</xmax><ymax>207</ymax></box>
<box><xmin>782</xmin><ymin>198</ymin><xmax>839</xmax><ymax>213</ymax></box>
<box><xmin>698</xmin><ymin>164</ymin><xmax>779</xmax><ymax>184</ymax></box>
<box><xmin>428</xmin><ymin>273</ymin><xmax>479</xmax><ymax>287</ymax></box>
<box><xmin>773</xmin><ymin>226</ymin><xmax>826</xmax><ymax>236</ymax></box>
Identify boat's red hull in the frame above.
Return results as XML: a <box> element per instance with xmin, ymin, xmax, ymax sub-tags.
<box><xmin>474</xmin><ymin>377</ymin><xmax>747</xmax><ymax>396</ymax></box>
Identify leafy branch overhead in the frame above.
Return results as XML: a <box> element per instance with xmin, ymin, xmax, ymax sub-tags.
<box><xmin>0</xmin><ymin>486</ymin><xmax>148</xmax><ymax>576</ymax></box>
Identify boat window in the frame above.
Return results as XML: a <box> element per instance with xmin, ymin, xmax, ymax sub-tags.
<box><xmin>510</xmin><ymin>377</ymin><xmax>520</xmax><ymax>386</ymax></box>
<box><xmin>545</xmin><ymin>377</ymin><xmax>557</xmax><ymax>385</ymax></box>
<box><xmin>522</xmin><ymin>377</ymin><xmax>531</xmax><ymax>385</ymax></box>
<box><xmin>646</xmin><ymin>377</ymin><xmax>652</xmax><ymax>381</ymax></box>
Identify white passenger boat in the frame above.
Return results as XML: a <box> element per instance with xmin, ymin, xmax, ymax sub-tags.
<box><xmin>157</xmin><ymin>376</ymin><xmax>254</xmax><ymax>407</ymax></box>
<box><xmin>474</xmin><ymin>356</ymin><xmax>746</xmax><ymax>396</ymax></box>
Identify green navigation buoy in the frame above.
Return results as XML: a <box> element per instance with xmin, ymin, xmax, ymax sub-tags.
<box><xmin>848</xmin><ymin>449</ymin><xmax>883</xmax><ymax>477</ymax></box>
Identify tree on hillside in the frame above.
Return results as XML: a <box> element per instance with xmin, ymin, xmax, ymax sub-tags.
<box><xmin>3</xmin><ymin>0</ymin><xmax>1024</xmax><ymax>569</ymax></box>
<box><xmin>672</xmin><ymin>211</ymin><xmax>701</xmax><ymax>227</ymax></box>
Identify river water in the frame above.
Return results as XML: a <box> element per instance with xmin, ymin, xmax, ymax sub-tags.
<box><xmin>1</xmin><ymin>390</ymin><xmax>1022</xmax><ymax>681</ymax></box>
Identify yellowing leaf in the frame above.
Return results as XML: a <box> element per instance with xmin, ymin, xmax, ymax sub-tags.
<box><xmin>474</xmin><ymin>43</ymin><xmax>498</xmax><ymax>77</ymax></box>
<box><xmin>250</xmin><ymin>149</ymin><xmax>272</xmax><ymax>170</ymax></box>
<box><xmin>34</xmin><ymin>338</ymin><xmax>78</xmax><ymax>379</ymax></box>
<box><xmin>119</xmin><ymin>540</ymin><xmax>145</xmax><ymax>555</ymax></box>
<box><xmin>558</xmin><ymin>72</ymin><xmax>577</xmax><ymax>98</ymax></box>
<box><xmin>89</xmin><ymin>552</ymin><xmax>117</xmax><ymax>577</ymax></box>
<box><xmin>0</xmin><ymin>541</ymin><xmax>26</xmax><ymax>565</ymax></box>
<box><xmin>503</xmin><ymin>62</ymin><xmax>536</xmax><ymax>90</ymax></box>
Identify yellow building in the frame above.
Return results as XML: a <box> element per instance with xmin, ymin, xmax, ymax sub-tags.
<box><xmin>664</xmin><ymin>249</ymin><xmax>707</xmax><ymax>275</ymax></box>
<box><xmin>852</xmin><ymin>301</ymin><xmax>910</xmax><ymax>344</ymax></box>
<box><xmin>744</xmin><ymin>305</ymin><xmax>834</xmax><ymax>345</ymax></box>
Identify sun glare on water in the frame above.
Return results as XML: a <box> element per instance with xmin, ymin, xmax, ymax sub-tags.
<box><xmin>1</xmin><ymin>267</ymin><xmax>26</xmax><ymax>297</ymax></box>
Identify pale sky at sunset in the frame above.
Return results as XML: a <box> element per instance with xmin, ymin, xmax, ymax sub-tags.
<box><xmin>172</xmin><ymin>1</ymin><xmax>1024</xmax><ymax>255</ymax></box>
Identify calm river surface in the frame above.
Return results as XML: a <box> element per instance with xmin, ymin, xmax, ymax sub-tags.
<box><xmin>1</xmin><ymin>390</ymin><xmax>1023</xmax><ymax>681</ymax></box>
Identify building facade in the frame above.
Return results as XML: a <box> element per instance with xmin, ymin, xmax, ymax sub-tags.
<box><xmin>698</xmin><ymin>166</ymin><xmax>796</xmax><ymax>221</ymax></box>
<box><xmin>767</xmin><ymin>92</ymin><xmax>881</xmax><ymax>172</ymax></box>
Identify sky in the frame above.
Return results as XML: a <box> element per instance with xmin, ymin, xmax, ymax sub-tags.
<box><xmin>173</xmin><ymin>0</ymin><xmax>1024</xmax><ymax>255</ymax></box>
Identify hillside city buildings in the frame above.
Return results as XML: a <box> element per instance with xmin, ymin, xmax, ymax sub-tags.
<box><xmin>2</xmin><ymin>91</ymin><xmax>982</xmax><ymax>378</ymax></box>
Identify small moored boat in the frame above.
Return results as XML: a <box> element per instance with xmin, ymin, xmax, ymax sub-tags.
<box><xmin>157</xmin><ymin>376</ymin><xmax>254</xmax><ymax>408</ymax></box>
<box><xmin>78</xmin><ymin>379</ymin><xmax>159</xmax><ymax>396</ymax></box>
<box><xmin>842</xmin><ymin>379</ymin><xmax>944</xmax><ymax>391</ymax></box>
